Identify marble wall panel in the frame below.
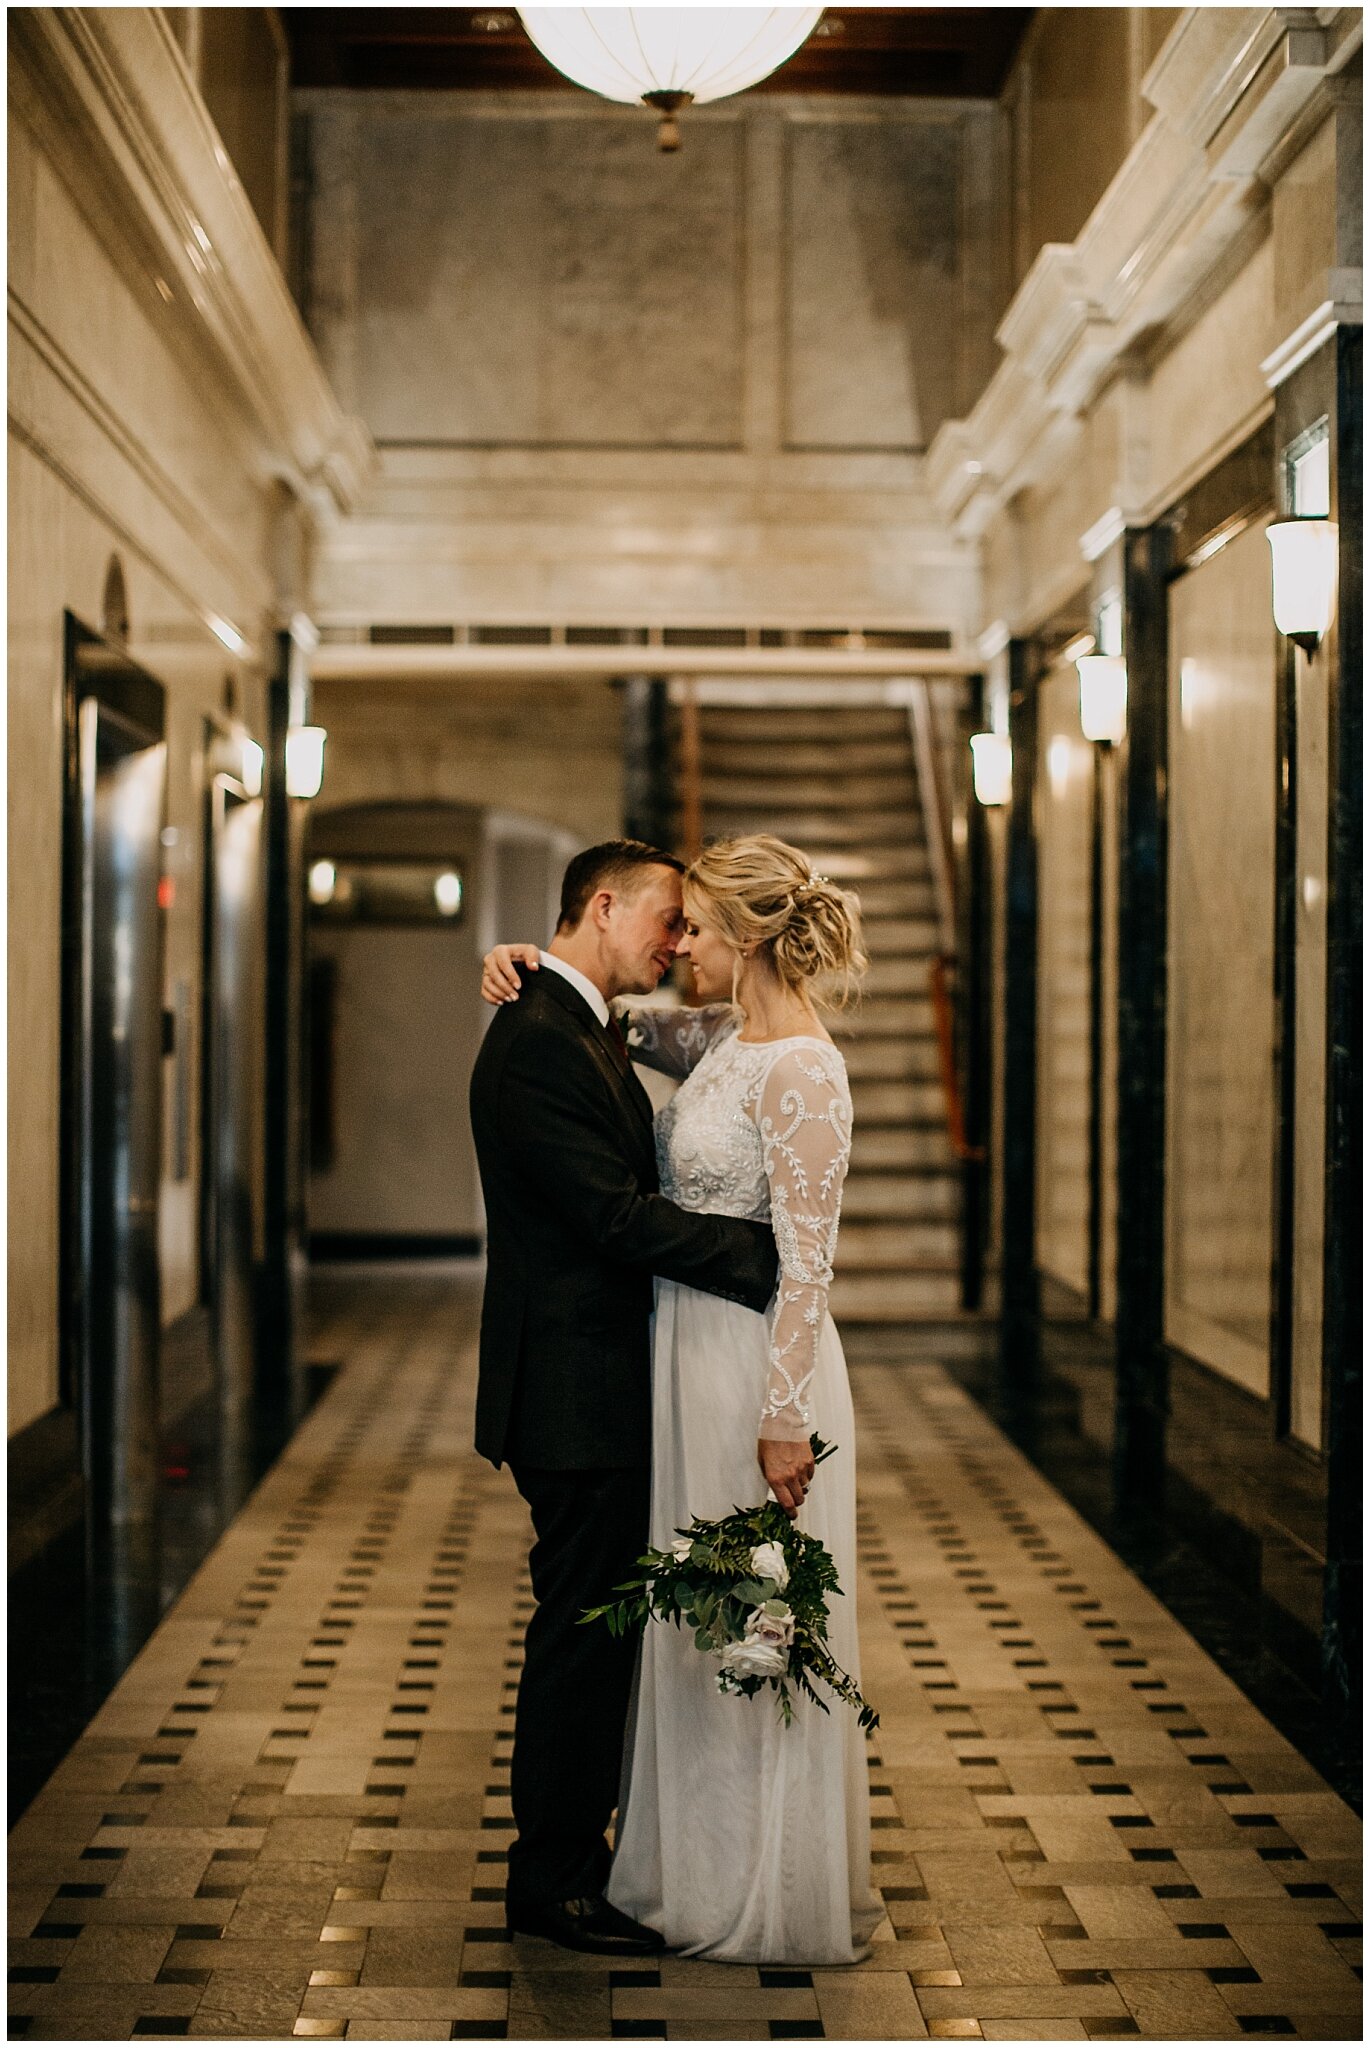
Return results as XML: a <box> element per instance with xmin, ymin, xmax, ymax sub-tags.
<box><xmin>6</xmin><ymin>440</ymin><xmax>262</xmax><ymax>1437</ymax></box>
<box><xmin>783</xmin><ymin>116</ymin><xmax>963</xmax><ymax>451</ymax></box>
<box><xmin>1164</xmin><ymin>520</ymin><xmax>1277</xmax><ymax>1396</ymax></box>
<box><xmin>1035</xmin><ymin>663</ymin><xmax>1093</xmax><ymax>1296</ymax></box>
<box><xmin>7</xmin><ymin>88</ymin><xmax>281</xmax><ymax>1439</ymax></box>
<box><xmin>1147</xmin><ymin>234</ymin><xmax>1276</xmax><ymax>513</ymax></box>
<box><xmin>345</xmin><ymin>105</ymin><xmax>745</xmax><ymax>447</ymax></box>
<box><xmin>1272</xmin><ymin>118</ymin><xmax>1338</xmax><ymax>341</ymax></box>
<box><xmin>197</xmin><ymin>7</ymin><xmax>288</xmax><ymax>261</ymax></box>
<box><xmin>1006</xmin><ymin>7</ymin><xmax>1134</xmax><ymax>291</ymax></box>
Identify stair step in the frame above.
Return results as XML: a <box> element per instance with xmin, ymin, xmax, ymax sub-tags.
<box><xmin>847</xmin><ymin>880</ymin><xmax>940</xmax><ymax>917</ymax></box>
<box><xmin>699</xmin><ymin>712</ymin><xmax>909</xmax><ymax>745</ymax></box>
<box><xmin>851</xmin><ymin>1127</ymin><xmax>955</xmax><ymax>1171</ymax></box>
<box><xmin>699</xmin><ymin>741</ymin><xmax>913</xmax><ymax>777</ymax></box>
<box><xmin>849</xmin><ymin>1079</ymin><xmax>946</xmax><ymax>1121</ymax></box>
<box><xmin>700</xmin><ymin>774</ymin><xmax>917</xmax><ymax>811</ymax></box>
<box><xmin>836</xmin><ymin>1220</ymin><xmax>961</xmax><ymax>1267</ymax></box>
<box><xmin>860</xmin><ymin>957</ymin><xmax>932</xmax><ymax>998</ymax></box>
<box><xmin>841</xmin><ymin>1174</ymin><xmax>962</xmax><ymax>1220</ymax></box>
<box><xmin>830</xmin><ymin>1270</ymin><xmax>964</xmax><ymax>1321</ymax></box>
<box><xmin>862</xmin><ymin>917</ymin><xmax>940</xmax><ymax>957</ymax></box>
<box><xmin>835</xmin><ymin>1038</ymin><xmax>943</xmax><ymax>1083</ymax></box>
<box><xmin>838</xmin><ymin>996</ymin><xmax>936</xmax><ymax>1037</ymax></box>
<box><xmin>702</xmin><ymin>809</ymin><xmax>927</xmax><ymax>850</ymax></box>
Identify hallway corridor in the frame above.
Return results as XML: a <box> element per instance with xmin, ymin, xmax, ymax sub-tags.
<box><xmin>8</xmin><ymin>1277</ymin><xmax>1361</xmax><ymax>2043</ymax></box>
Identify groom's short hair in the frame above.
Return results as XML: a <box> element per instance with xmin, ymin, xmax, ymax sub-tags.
<box><xmin>557</xmin><ymin>839</ymin><xmax>685</xmax><ymax>933</ymax></box>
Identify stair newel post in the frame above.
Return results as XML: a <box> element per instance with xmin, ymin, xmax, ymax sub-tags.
<box><xmin>998</xmin><ymin>638</ymin><xmax>1041</xmax><ymax>1401</ymax></box>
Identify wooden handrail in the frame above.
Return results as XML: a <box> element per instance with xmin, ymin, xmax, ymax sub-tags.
<box><xmin>930</xmin><ymin>955</ymin><xmax>984</xmax><ymax>1163</ymax></box>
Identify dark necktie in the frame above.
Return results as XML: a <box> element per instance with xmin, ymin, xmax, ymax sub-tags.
<box><xmin>605</xmin><ymin>1012</ymin><xmax>630</xmax><ymax>1070</ymax></box>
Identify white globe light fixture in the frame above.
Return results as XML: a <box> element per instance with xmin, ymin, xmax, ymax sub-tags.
<box><xmin>286</xmin><ymin>725</ymin><xmax>327</xmax><ymax>800</ymax></box>
<box><xmin>1075</xmin><ymin>654</ymin><xmax>1128</xmax><ymax>747</ymax></box>
<box><xmin>517</xmin><ymin>8</ymin><xmax>822</xmax><ymax>150</ymax></box>
<box><xmin>1267</xmin><ymin>518</ymin><xmax>1338</xmax><ymax>655</ymax></box>
<box><xmin>970</xmin><ymin>732</ymin><xmax>1012</xmax><ymax>808</ymax></box>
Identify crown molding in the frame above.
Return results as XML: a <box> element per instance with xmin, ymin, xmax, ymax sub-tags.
<box><xmin>928</xmin><ymin>7</ymin><xmax>1363</xmax><ymax>544</ymax></box>
<box><xmin>8</xmin><ymin>8</ymin><xmax>374</xmax><ymax>524</ymax></box>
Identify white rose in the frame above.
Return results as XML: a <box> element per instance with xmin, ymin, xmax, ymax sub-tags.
<box><xmin>744</xmin><ymin>1604</ymin><xmax>795</xmax><ymax>1651</ymax></box>
<box><xmin>670</xmin><ymin>1537</ymin><xmax>694</xmax><ymax>1562</ymax></box>
<box><xmin>718</xmin><ymin>1635</ymin><xmax>789</xmax><ymax>1680</ymax></box>
<box><xmin>750</xmin><ymin>1542</ymin><xmax>789</xmax><ymax>1591</ymax></box>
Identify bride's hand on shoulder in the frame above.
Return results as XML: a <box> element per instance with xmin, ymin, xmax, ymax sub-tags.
<box><xmin>758</xmin><ymin>1436</ymin><xmax>816</xmax><ymax>1520</ymax></box>
<box><xmin>481</xmin><ymin>943</ymin><xmax>541</xmax><ymax>1005</ymax></box>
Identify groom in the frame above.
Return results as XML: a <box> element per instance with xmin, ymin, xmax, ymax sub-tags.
<box><xmin>469</xmin><ymin>840</ymin><xmax>779</xmax><ymax>1955</ymax></box>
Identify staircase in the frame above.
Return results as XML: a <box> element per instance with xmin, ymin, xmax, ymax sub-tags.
<box><xmin>695</xmin><ymin>699</ymin><xmax>963</xmax><ymax>1320</ymax></box>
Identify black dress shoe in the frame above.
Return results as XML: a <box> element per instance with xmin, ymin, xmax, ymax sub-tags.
<box><xmin>506</xmin><ymin>1894</ymin><xmax>665</xmax><ymax>1955</ymax></box>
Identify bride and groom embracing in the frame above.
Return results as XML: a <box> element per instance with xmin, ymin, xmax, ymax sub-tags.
<box><xmin>469</xmin><ymin>834</ymin><xmax>882</xmax><ymax>1966</ymax></box>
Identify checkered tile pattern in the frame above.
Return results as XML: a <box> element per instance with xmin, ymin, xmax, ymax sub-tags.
<box><xmin>8</xmin><ymin>1275</ymin><xmax>1361</xmax><ymax>2040</ymax></box>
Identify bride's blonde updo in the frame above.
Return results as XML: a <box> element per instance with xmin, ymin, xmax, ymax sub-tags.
<box><xmin>684</xmin><ymin>835</ymin><xmax>867</xmax><ymax>1009</ymax></box>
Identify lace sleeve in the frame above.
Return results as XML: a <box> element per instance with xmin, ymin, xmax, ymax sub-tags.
<box><xmin>615</xmin><ymin>1003</ymin><xmax>736</xmax><ymax>1079</ymax></box>
<box><xmin>745</xmin><ymin>1043</ymin><xmax>852</xmax><ymax>1443</ymax></box>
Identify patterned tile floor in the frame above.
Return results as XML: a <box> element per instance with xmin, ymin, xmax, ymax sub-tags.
<box><xmin>8</xmin><ymin>1274</ymin><xmax>1362</xmax><ymax>2042</ymax></box>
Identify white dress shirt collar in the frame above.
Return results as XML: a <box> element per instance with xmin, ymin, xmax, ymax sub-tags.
<box><xmin>539</xmin><ymin>950</ymin><xmax>611</xmax><ymax>1028</ymax></box>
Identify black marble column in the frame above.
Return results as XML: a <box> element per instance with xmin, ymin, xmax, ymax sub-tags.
<box><xmin>620</xmin><ymin>675</ymin><xmax>672</xmax><ymax>850</ymax></box>
<box><xmin>958</xmin><ymin>674</ymin><xmax>990</xmax><ymax>1312</ymax></box>
<box><xmin>257</xmin><ymin>643</ymin><xmax>295</xmax><ymax>1400</ymax></box>
<box><xmin>1113</xmin><ymin>525</ymin><xmax>1172</xmax><ymax>1501</ymax></box>
<box><xmin>998</xmin><ymin>640</ymin><xmax>1040</xmax><ymax>1391</ymax></box>
<box><xmin>1321</xmin><ymin>322</ymin><xmax>1362</xmax><ymax>1736</ymax></box>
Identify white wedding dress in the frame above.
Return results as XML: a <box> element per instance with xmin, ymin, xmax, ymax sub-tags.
<box><xmin>604</xmin><ymin>1005</ymin><xmax>881</xmax><ymax>1965</ymax></box>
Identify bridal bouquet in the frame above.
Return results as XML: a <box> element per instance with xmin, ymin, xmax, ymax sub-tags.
<box><xmin>582</xmin><ymin>1437</ymin><xmax>878</xmax><ymax>1730</ymax></box>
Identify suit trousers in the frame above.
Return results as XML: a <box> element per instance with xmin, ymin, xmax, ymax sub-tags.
<box><xmin>505</xmin><ymin>1463</ymin><xmax>651</xmax><ymax>1911</ymax></box>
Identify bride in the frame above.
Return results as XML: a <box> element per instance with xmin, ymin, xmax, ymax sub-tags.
<box><xmin>482</xmin><ymin>835</ymin><xmax>881</xmax><ymax>1966</ymax></box>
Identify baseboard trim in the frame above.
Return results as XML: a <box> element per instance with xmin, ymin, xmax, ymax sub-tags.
<box><xmin>8</xmin><ymin>1405</ymin><xmax>84</xmax><ymax>1574</ymax></box>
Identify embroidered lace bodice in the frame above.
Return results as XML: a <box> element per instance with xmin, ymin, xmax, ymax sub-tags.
<box><xmin>621</xmin><ymin>1004</ymin><xmax>852</xmax><ymax>1443</ymax></box>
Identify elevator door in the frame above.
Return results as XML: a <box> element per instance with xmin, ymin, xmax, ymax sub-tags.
<box><xmin>201</xmin><ymin>772</ymin><xmax>262</xmax><ymax>1412</ymax></box>
<box><xmin>64</xmin><ymin>626</ymin><xmax>167</xmax><ymax>1526</ymax></box>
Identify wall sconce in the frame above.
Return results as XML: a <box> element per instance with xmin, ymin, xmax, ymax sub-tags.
<box><xmin>1268</xmin><ymin>518</ymin><xmax>1338</xmax><ymax>654</ymax></box>
<box><xmin>308</xmin><ymin>859</ymin><xmax>337</xmax><ymax>906</ymax></box>
<box><xmin>970</xmin><ymin>731</ymin><xmax>1012</xmax><ymax>806</ymax></box>
<box><xmin>433</xmin><ymin>871</ymin><xmax>464</xmax><ymax>918</ymax></box>
<box><xmin>240</xmin><ymin>739</ymin><xmax>264</xmax><ymax>797</ymax></box>
<box><xmin>286</xmin><ymin>725</ymin><xmax>327</xmax><ymax>800</ymax></box>
<box><xmin>1075</xmin><ymin>654</ymin><xmax>1128</xmax><ymax>746</ymax></box>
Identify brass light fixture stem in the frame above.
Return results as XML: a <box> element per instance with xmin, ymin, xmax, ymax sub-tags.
<box><xmin>642</xmin><ymin>88</ymin><xmax>693</xmax><ymax>152</ymax></box>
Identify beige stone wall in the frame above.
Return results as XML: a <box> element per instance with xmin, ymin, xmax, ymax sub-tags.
<box><xmin>1004</xmin><ymin>7</ymin><xmax>1181</xmax><ymax>292</ymax></box>
<box><xmin>312</xmin><ymin>676</ymin><xmax>623</xmax><ymax>848</ymax></box>
<box><xmin>7</xmin><ymin>12</ymin><xmax>360</xmax><ymax>1438</ymax></box>
<box><xmin>296</xmin><ymin>89</ymin><xmax>1001</xmax><ymax>639</ymax></box>
<box><xmin>197</xmin><ymin>9</ymin><xmax>290</xmax><ymax>263</ymax></box>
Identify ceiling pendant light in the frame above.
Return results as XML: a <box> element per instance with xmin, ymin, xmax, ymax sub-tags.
<box><xmin>517</xmin><ymin>8</ymin><xmax>822</xmax><ymax>150</ymax></box>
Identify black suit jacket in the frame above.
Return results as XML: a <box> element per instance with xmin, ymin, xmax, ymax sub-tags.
<box><xmin>469</xmin><ymin>966</ymin><xmax>778</xmax><ymax>1470</ymax></box>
